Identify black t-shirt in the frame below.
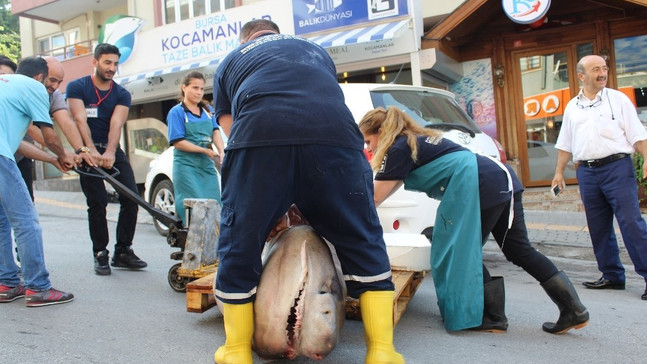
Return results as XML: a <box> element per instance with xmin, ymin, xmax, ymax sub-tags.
<box><xmin>66</xmin><ymin>75</ymin><xmax>131</xmax><ymax>144</ymax></box>
<box><xmin>213</xmin><ymin>33</ymin><xmax>362</xmax><ymax>151</ymax></box>
<box><xmin>375</xmin><ymin>135</ymin><xmax>522</xmax><ymax>209</ymax></box>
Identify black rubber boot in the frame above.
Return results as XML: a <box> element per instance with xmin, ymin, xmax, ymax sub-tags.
<box><xmin>471</xmin><ymin>276</ymin><xmax>508</xmax><ymax>333</ymax></box>
<box><xmin>541</xmin><ymin>271</ymin><xmax>590</xmax><ymax>334</ymax></box>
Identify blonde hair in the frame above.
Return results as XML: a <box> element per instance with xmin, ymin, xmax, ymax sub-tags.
<box><xmin>359</xmin><ymin>106</ymin><xmax>442</xmax><ymax>171</ymax></box>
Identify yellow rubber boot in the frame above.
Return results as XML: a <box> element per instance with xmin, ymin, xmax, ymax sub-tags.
<box><xmin>214</xmin><ymin>302</ymin><xmax>254</xmax><ymax>364</ymax></box>
<box><xmin>359</xmin><ymin>291</ymin><xmax>405</xmax><ymax>364</ymax></box>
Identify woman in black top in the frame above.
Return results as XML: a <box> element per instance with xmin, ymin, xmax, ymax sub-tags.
<box><xmin>359</xmin><ymin>106</ymin><xmax>589</xmax><ymax>334</ymax></box>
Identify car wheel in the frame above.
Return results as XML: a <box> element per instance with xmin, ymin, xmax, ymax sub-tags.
<box><xmin>151</xmin><ymin>179</ymin><xmax>175</xmax><ymax>236</ymax></box>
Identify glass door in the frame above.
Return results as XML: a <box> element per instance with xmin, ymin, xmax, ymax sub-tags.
<box><xmin>515</xmin><ymin>44</ymin><xmax>592</xmax><ymax>186</ymax></box>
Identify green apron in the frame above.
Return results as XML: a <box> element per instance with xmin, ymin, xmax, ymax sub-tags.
<box><xmin>404</xmin><ymin>150</ymin><xmax>483</xmax><ymax>331</ymax></box>
<box><xmin>173</xmin><ymin>110</ymin><xmax>221</xmax><ymax>225</ymax></box>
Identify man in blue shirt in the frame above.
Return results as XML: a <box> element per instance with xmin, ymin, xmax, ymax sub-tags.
<box><xmin>212</xmin><ymin>19</ymin><xmax>404</xmax><ymax>364</ymax></box>
<box><xmin>67</xmin><ymin>43</ymin><xmax>147</xmax><ymax>276</ymax></box>
<box><xmin>0</xmin><ymin>57</ymin><xmax>75</xmax><ymax>307</ymax></box>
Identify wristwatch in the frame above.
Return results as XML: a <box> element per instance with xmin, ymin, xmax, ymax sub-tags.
<box><xmin>75</xmin><ymin>146</ymin><xmax>91</xmax><ymax>154</ymax></box>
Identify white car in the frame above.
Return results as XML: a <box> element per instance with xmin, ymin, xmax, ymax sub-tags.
<box><xmin>145</xmin><ymin>83</ymin><xmax>506</xmax><ymax>238</ymax></box>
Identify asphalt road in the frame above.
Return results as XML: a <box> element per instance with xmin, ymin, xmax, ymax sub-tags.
<box><xmin>1</xmin><ymin>191</ymin><xmax>646</xmax><ymax>363</ymax></box>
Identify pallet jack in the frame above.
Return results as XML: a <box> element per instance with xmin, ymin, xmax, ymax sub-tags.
<box><xmin>76</xmin><ymin>165</ymin><xmax>220</xmax><ymax>292</ymax></box>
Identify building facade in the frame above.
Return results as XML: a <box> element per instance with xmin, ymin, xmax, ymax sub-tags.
<box><xmin>13</xmin><ymin>0</ymin><xmax>646</xmax><ymax>188</ymax></box>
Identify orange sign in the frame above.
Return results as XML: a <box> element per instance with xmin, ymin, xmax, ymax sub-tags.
<box><xmin>523</xmin><ymin>88</ymin><xmax>571</xmax><ymax>120</ymax></box>
<box><xmin>524</xmin><ymin>86</ymin><xmax>637</xmax><ymax>120</ymax></box>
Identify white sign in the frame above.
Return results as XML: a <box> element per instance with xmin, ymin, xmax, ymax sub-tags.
<box><xmin>325</xmin><ymin>33</ymin><xmax>413</xmax><ymax>64</ymax></box>
<box><xmin>502</xmin><ymin>0</ymin><xmax>551</xmax><ymax>25</ymax></box>
<box><xmin>117</xmin><ymin>0</ymin><xmax>295</xmax><ymax>78</ymax></box>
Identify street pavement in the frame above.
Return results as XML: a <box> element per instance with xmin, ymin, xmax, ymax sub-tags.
<box><xmin>1</xmin><ymin>190</ymin><xmax>646</xmax><ymax>363</ymax></box>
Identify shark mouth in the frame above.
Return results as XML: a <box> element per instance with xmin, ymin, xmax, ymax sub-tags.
<box><xmin>284</xmin><ymin>242</ymin><xmax>309</xmax><ymax>359</ymax></box>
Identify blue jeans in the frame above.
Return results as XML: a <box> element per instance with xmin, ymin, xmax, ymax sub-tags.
<box><xmin>0</xmin><ymin>155</ymin><xmax>51</xmax><ymax>291</ymax></box>
<box><xmin>577</xmin><ymin>156</ymin><xmax>647</xmax><ymax>283</ymax></box>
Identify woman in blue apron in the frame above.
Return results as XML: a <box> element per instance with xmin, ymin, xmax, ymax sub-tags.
<box><xmin>167</xmin><ymin>71</ymin><xmax>225</xmax><ymax>225</ymax></box>
<box><xmin>359</xmin><ymin>106</ymin><xmax>589</xmax><ymax>334</ymax></box>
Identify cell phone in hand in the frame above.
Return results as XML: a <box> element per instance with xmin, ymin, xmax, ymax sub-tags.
<box><xmin>551</xmin><ymin>185</ymin><xmax>562</xmax><ymax>196</ymax></box>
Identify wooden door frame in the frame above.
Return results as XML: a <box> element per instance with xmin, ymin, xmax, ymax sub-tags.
<box><xmin>508</xmin><ymin>45</ymin><xmax>587</xmax><ymax>187</ymax></box>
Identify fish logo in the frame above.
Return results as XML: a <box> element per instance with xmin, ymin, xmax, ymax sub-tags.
<box><xmin>502</xmin><ymin>0</ymin><xmax>551</xmax><ymax>25</ymax></box>
<box><xmin>98</xmin><ymin>15</ymin><xmax>145</xmax><ymax>64</ymax></box>
<box><xmin>306</xmin><ymin>0</ymin><xmax>343</xmax><ymax>14</ymax></box>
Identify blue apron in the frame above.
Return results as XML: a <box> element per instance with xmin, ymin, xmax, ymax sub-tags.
<box><xmin>404</xmin><ymin>150</ymin><xmax>484</xmax><ymax>331</ymax></box>
<box><xmin>173</xmin><ymin>110</ymin><xmax>221</xmax><ymax>224</ymax></box>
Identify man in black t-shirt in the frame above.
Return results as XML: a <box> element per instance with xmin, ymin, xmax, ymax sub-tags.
<box><xmin>67</xmin><ymin>44</ymin><xmax>147</xmax><ymax>276</ymax></box>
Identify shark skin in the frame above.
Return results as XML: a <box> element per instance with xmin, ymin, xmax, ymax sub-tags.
<box><xmin>252</xmin><ymin>224</ymin><xmax>347</xmax><ymax>360</ymax></box>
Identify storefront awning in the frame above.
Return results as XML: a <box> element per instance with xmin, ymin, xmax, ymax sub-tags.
<box><xmin>114</xmin><ymin>58</ymin><xmax>222</xmax><ymax>85</ymax></box>
<box><xmin>307</xmin><ymin>19</ymin><xmax>410</xmax><ymax>48</ymax></box>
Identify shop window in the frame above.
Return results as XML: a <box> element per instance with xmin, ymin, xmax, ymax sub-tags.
<box><xmin>614</xmin><ymin>34</ymin><xmax>647</xmax><ymax>125</ymax></box>
<box><xmin>520</xmin><ymin>56</ymin><xmax>541</xmax><ymax>73</ymax></box>
<box><xmin>163</xmin><ymin>0</ymin><xmax>238</xmax><ymax>24</ymax></box>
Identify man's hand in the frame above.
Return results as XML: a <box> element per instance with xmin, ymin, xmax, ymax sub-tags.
<box><xmin>79</xmin><ymin>152</ymin><xmax>97</xmax><ymax>167</ymax></box>
<box><xmin>57</xmin><ymin>152</ymin><xmax>77</xmax><ymax>172</ymax></box>
<box><xmin>51</xmin><ymin>159</ymin><xmax>66</xmax><ymax>173</ymax></box>
<box><xmin>551</xmin><ymin>173</ymin><xmax>565</xmax><ymax>192</ymax></box>
<box><xmin>101</xmin><ymin>150</ymin><xmax>116</xmax><ymax>169</ymax></box>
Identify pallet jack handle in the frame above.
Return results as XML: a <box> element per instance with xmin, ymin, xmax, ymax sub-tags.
<box><xmin>76</xmin><ymin>165</ymin><xmax>184</xmax><ymax>230</ymax></box>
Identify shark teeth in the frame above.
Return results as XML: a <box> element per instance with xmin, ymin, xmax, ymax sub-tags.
<box><xmin>286</xmin><ymin>271</ymin><xmax>307</xmax><ymax>359</ymax></box>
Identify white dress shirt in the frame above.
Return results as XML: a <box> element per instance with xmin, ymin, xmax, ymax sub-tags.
<box><xmin>555</xmin><ymin>87</ymin><xmax>647</xmax><ymax>162</ymax></box>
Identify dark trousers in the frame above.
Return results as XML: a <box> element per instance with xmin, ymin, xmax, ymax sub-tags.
<box><xmin>480</xmin><ymin>192</ymin><xmax>558</xmax><ymax>283</ymax></box>
<box><xmin>577</xmin><ymin>156</ymin><xmax>647</xmax><ymax>283</ymax></box>
<box><xmin>79</xmin><ymin>147</ymin><xmax>139</xmax><ymax>254</ymax></box>
<box><xmin>215</xmin><ymin>145</ymin><xmax>394</xmax><ymax>304</ymax></box>
<box><xmin>16</xmin><ymin>157</ymin><xmax>34</xmax><ymax>202</ymax></box>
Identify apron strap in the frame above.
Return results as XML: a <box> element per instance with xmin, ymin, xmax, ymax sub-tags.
<box><xmin>480</xmin><ymin>153</ymin><xmax>514</xmax><ymax>229</ymax></box>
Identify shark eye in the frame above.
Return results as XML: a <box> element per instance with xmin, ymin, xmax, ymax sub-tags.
<box><xmin>319</xmin><ymin>278</ymin><xmax>333</xmax><ymax>294</ymax></box>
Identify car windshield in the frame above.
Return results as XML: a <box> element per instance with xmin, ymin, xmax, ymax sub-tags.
<box><xmin>369</xmin><ymin>89</ymin><xmax>481</xmax><ymax>133</ymax></box>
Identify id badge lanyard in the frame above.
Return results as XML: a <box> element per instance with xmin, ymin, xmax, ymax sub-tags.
<box><xmin>87</xmin><ymin>77</ymin><xmax>113</xmax><ymax>117</ymax></box>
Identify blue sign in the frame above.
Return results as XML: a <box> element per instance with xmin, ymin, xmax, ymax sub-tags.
<box><xmin>292</xmin><ymin>0</ymin><xmax>409</xmax><ymax>35</ymax></box>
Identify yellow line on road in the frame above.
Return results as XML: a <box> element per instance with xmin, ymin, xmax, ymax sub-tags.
<box><xmin>35</xmin><ymin>197</ymin><xmax>87</xmax><ymax>210</ymax></box>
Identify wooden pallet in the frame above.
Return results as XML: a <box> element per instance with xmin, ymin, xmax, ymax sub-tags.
<box><xmin>186</xmin><ymin>272</ymin><xmax>218</xmax><ymax>313</ymax></box>
<box><xmin>344</xmin><ymin>270</ymin><xmax>425</xmax><ymax>326</ymax></box>
<box><xmin>185</xmin><ymin>269</ymin><xmax>425</xmax><ymax>326</ymax></box>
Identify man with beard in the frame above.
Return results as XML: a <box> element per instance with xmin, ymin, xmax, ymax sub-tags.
<box><xmin>15</xmin><ymin>56</ymin><xmax>96</xmax><ymax>200</ymax></box>
<box><xmin>552</xmin><ymin>54</ymin><xmax>647</xmax><ymax>300</ymax></box>
<box><xmin>67</xmin><ymin>43</ymin><xmax>147</xmax><ymax>276</ymax></box>
<box><xmin>0</xmin><ymin>57</ymin><xmax>75</xmax><ymax>306</ymax></box>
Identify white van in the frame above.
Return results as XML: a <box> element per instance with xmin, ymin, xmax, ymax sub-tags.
<box><xmin>143</xmin><ymin>83</ymin><xmax>506</xmax><ymax>238</ymax></box>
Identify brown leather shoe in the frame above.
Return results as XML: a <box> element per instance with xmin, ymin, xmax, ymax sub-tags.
<box><xmin>582</xmin><ymin>277</ymin><xmax>625</xmax><ymax>290</ymax></box>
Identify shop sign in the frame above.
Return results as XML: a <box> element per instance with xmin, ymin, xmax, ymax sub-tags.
<box><xmin>117</xmin><ymin>0</ymin><xmax>294</xmax><ymax>78</ymax></box>
<box><xmin>292</xmin><ymin>0</ymin><xmax>409</xmax><ymax>35</ymax></box>
<box><xmin>502</xmin><ymin>0</ymin><xmax>551</xmax><ymax>25</ymax></box>
<box><xmin>523</xmin><ymin>87</ymin><xmax>636</xmax><ymax>121</ymax></box>
<box><xmin>325</xmin><ymin>34</ymin><xmax>413</xmax><ymax>64</ymax></box>
<box><xmin>523</xmin><ymin>88</ymin><xmax>568</xmax><ymax>120</ymax></box>
<box><xmin>98</xmin><ymin>15</ymin><xmax>145</xmax><ymax>65</ymax></box>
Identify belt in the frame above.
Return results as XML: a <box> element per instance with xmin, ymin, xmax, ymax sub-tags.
<box><xmin>578</xmin><ymin>153</ymin><xmax>629</xmax><ymax>168</ymax></box>
<box><xmin>93</xmin><ymin>143</ymin><xmax>120</xmax><ymax>149</ymax></box>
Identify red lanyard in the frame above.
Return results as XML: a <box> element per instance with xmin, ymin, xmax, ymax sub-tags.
<box><xmin>90</xmin><ymin>76</ymin><xmax>113</xmax><ymax>107</ymax></box>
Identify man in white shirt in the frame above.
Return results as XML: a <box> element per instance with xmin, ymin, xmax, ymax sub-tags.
<box><xmin>552</xmin><ymin>54</ymin><xmax>647</xmax><ymax>301</ymax></box>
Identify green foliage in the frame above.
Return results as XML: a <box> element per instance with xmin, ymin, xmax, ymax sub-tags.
<box><xmin>634</xmin><ymin>153</ymin><xmax>647</xmax><ymax>203</ymax></box>
<box><xmin>0</xmin><ymin>0</ymin><xmax>20</xmax><ymax>61</ymax></box>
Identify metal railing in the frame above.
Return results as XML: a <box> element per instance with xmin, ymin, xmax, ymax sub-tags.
<box><xmin>37</xmin><ymin>39</ymin><xmax>97</xmax><ymax>61</ymax></box>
